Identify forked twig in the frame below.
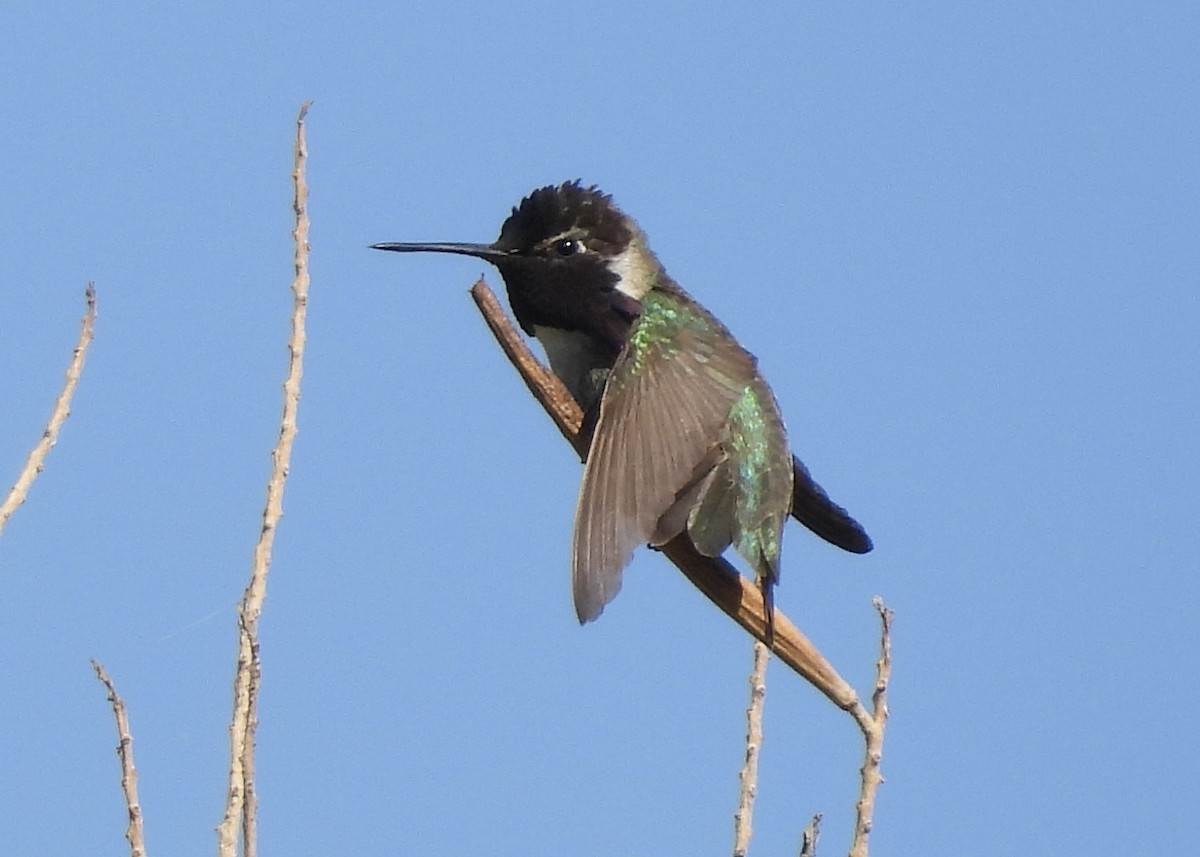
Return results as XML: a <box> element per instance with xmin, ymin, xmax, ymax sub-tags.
<box><xmin>846</xmin><ymin>599</ymin><xmax>893</xmax><ymax>857</ymax></box>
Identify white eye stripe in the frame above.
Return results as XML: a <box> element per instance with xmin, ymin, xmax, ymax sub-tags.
<box><xmin>545</xmin><ymin>230</ymin><xmax>582</xmax><ymax>247</ymax></box>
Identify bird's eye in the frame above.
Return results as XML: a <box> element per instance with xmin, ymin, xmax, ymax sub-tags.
<box><xmin>554</xmin><ymin>238</ymin><xmax>582</xmax><ymax>257</ymax></box>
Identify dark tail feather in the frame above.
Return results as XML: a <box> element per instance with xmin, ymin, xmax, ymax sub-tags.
<box><xmin>761</xmin><ymin>574</ymin><xmax>776</xmax><ymax>648</ymax></box>
<box><xmin>791</xmin><ymin>455</ymin><xmax>873</xmax><ymax>554</ymax></box>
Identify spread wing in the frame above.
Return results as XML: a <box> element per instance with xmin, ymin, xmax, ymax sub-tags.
<box><xmin>571</xmin><ymin>291</ymin><xmax>756</xmax><ymax>623</ymax></box>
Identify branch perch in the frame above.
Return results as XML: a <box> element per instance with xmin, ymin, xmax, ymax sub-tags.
<box><xmin>469</xmin><ymin>280</ymin><xmax>858</xmax><ymax>708</ymax></box>
<box><xmin>469</xmin><ymin>279</ymin><xmax>894</xmax><ymax>855</ymax></box>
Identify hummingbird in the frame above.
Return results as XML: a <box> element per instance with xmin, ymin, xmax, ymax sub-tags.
<box><xmin>373</xmin><ymin>181</ymin><xmax>871</xmax><ymax>633</ymax></box>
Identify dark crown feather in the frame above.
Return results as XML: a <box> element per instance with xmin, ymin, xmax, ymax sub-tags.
<box><xmin>496</xmin><ymin>180</ymin><xmax>633</xmax><ymax>255</ymax></box>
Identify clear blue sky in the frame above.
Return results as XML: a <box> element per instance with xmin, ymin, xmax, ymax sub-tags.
<box><xmin>2</xmin><ymin>4</ymin><xmax>1196</xmax><ymax>855</ymax></box>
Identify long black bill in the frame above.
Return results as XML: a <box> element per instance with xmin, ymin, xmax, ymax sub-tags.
<box><xmin>371</xmin><ymin>242</ymin><xmax>512</xmax><ymax>264</ymax></box>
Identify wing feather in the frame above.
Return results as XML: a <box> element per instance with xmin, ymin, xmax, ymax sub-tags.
<box><xmin>571</xmin><ymin>291</ymin><xmax>756</xmax><ymax>622</ymax></box>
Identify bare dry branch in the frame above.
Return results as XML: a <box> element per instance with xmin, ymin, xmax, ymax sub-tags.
<box><xmin>847</xmin><ymin>599</ymin><xmax>892</xmax><ymax>857</ymax></box>
<box><xmin>91</xmin><ymin>660</ymin><xmax>148</xmax><ymax>857</ymax></box>
<box><xmin>217</xmin><ymin>101</ymin><xmax>311</xmax><ymax>857</ymax></box>
<box><xmin>1</xmin><ymin>283</ymin><xmax>96</xmax><ymax>536</ymax></box>
<box><xmin>732</xmin><ymin>641</ymin><xmax>769</xmax><ymax>857</ymax></box>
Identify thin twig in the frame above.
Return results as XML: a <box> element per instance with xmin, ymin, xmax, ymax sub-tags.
<box><xmin>847</xmin><ymin>599</ymin><xmax>892</xmax><ymax>857</ymax></box>
<box><xmin>216</xmin><ymin>100</ymin><xmax>311</xmax><ymax>857</ymax></box>
<box><xmin>469</xmin><ymin>280</ymin><xmax>859</xmax><ymax>710</ymax></box>
<box><xmin>733</xmin><ymin>641</ymin><xmax>769</xmax><ymax>857</ymax></box>
<box><xmin>91</xmin><ymin>660</ymin><xmax>148</xmax><ymax>857</ymax></box>
<box><xmin>1</xmin><ymin>283</ymin><xmax>96</xmax><ymax>536</ymax></box>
